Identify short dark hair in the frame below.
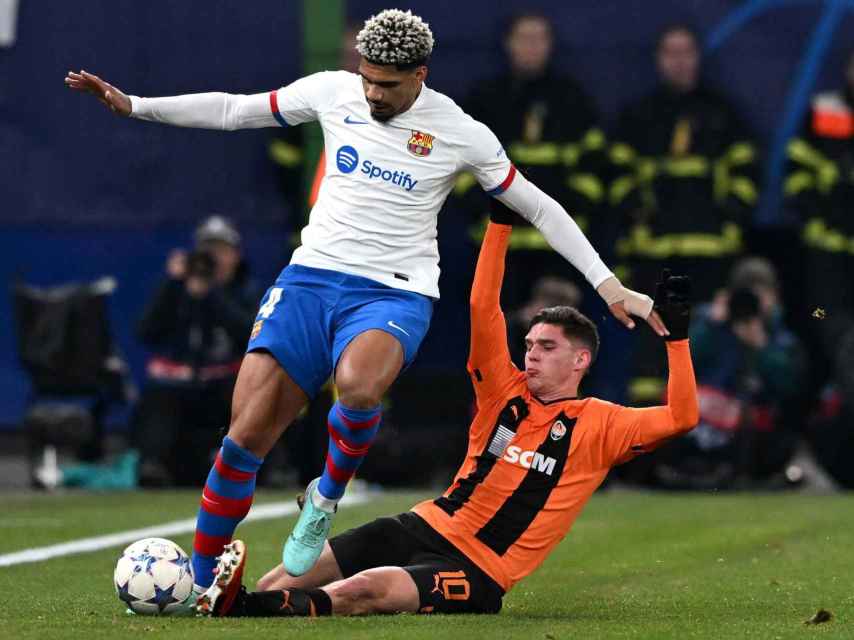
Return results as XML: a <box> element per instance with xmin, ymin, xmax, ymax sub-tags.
<box><xmin>527</xmin><ymin>306</ymin><xmax>600</xmax><ymax>364</ymax></box>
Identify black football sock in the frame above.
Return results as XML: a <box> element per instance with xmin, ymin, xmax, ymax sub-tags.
<box><xmin>239</xmin><ymin>588</ymin><xmax>332</xmax><ymax>617</ymax></box>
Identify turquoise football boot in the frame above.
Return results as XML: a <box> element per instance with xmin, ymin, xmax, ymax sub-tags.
<box><xmin>282</xmin><ymin>478</ymin><xmax>335</xmax><ymax>576</ymax></box>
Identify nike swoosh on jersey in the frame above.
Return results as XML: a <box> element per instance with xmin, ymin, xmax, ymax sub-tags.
<box><xmin>344</xmin><ymin>115</ymin><xmax>369</xmax><ymax>125</ymax></box>
<box><xmin>387</xmin><ymin>320</ymin><xmax>411</xmax><ymax>336</ymax></box>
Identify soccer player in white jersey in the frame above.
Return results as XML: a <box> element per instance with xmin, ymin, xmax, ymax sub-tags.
<box><xmin>66</xmin><ymin>9</ymin><xmax>666</xmax><ymax>605</ymax></box>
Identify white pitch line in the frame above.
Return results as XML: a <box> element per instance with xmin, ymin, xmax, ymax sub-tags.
<box><xmin>0</xmin><ymin>492</ymin><xmax>370</xmax><ymax>568</ymax></box>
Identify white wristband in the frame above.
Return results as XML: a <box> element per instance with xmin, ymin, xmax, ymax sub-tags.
<box><xmin>597</xmin><ymin>276</ymin><xmax>654</xmax><ymax>319</ymax></box>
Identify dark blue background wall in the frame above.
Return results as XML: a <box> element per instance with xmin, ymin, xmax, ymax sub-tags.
<box><xmin>2</xmin><ymin>1</ymin><xmax>854</xmax><ymax>426</ymax></box>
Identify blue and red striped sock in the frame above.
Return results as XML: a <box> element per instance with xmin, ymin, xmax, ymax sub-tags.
<box><xmin>317</xmin><ymin>402</ymin><xmax>381</xmax><ymax>502</ymax></box>
<box><xmin>191</xmin><ymin>436</ymin><xmax>263</xmax><ymax>588</ymax></box>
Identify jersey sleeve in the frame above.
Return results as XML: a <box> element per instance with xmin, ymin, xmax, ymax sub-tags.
<box><xmin>269</xmin><ymin>71</ymin><xmax>341</xmax><ymax>127</ymax></box>
<box><xmin>467</xmin><ymin>221</ymin><xmax>519</xmax><ymax>401</ymax></box>
<box><xmin>458</xmin><ymin>119</ymin><xmax>517</xmax><ymax>196</ymax></box>
<box><xmin>602</xmin><ymin>340</ymin><xmax>699</xmax><ymax>465</ymax></box>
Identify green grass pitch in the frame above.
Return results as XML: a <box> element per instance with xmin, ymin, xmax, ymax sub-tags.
<box><xmin>1</xmin><ymin>489</ymin><xmax>852</xmax><ymax>639</ymax></box>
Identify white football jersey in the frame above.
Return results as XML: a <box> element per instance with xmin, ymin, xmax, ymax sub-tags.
<box><xmin>271</xmin><ymin>71</ymin><xmax>514</xmax><ymax>299</ymax></box>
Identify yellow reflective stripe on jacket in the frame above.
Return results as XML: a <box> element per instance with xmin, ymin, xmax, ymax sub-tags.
<box><xmin>721</xmin><ymin>142</ymin><xmax>755</xmax><ymax>166</ymax></box>
<box><xmin>508</xmin><ymin>142</ymin><xmax>561</xmax><ymax>165</ymax></box>
<box><xmin>508</xmin><ymin>129</ymin><xmax>606</xmax><ymax>168</ymax></box>
<box><xmin>562</xmin><ymin>143</ymin><xmax>580</xmax><ymax>166</ymax></box>
<box><xmin>610</xmin><ymin>174</ymin><xmax>638</xmax><ymax>205</ymax></box>
<box><xmin>616</xmin><ymin>222</ymin><xmax>743</xmax><ymax>258</ymax></box>
<box><xmin>581</xmin><ymin>128</ymin><xmax>606</xmax><ymax>152</ymax></box>
<box><xmin>268</xmin><ymin>139</ymin><xmax>303</xmax><ymax>168</ymax></box>
<box><xmin>469</xmin><ymin>215</ymin><xmax>588</xmax><ymax>247</ymax></box>
<box><xmin>787</xmin><ymin>138</ymin><xmax>839</xmax><ymax>193</ymax></box>
<box><xmin>567</xmin><ymin>173</ymin><xmax>604</xmax><ymax>203</ymax></box>
<box><xmin>784</xmin><ymin>171</ymin><xmax>815</xmax><ymax>196</ymax></box>
<box><xmin>803</xmin><ymin>218</ymin><xmax>854</xmax><ymax>254</ymax></box>
<box><xmin>629</xmin><ymin>377</ymin><xmax>666</xmax><ymax>403</ymax></box>
<box><xmin>661</xmin><ymin>155</ymin><xmax>709</xmax><ymax>177</ymax></box>
<box><xmin>455</xmin><ymin>171</ymin><xmax>477</xmax><ymax>196</ymax></box>
<box><xmin>610</xmin><ymin>143</ymin><xmax>636</xmax><ymax>165</ymax></box>
<box><xmin>788</xmin><ymin>138</ymin><xmax>829</xmax><ymax>169</ymax></box>
<box><xmin>714</xmin><ymin>142</ymin><xmax>758</xmax><ymax>205</ymax></box>
<box><xmin>729</xmin><ymin>177</ymin><xmax>758</xmax><ymax>205</ymax></box>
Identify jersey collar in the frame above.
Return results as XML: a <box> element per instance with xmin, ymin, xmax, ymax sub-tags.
<box><xmin>532</xmin><ymin>394</ymin><xmax>578</xmax><ymax>406</ymax></box>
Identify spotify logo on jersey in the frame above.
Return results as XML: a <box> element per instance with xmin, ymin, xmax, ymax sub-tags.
<box><xmin>336</xmin><ymin>145</ymin><xmax>359</xmax><ymax>173</ymax></box>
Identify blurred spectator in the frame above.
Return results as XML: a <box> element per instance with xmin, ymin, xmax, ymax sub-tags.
<box><xmin>785</xmin><ymin>51</ymin><xmax>854</xmax><ymax>486</ymax></box>
<box><xmin>131</xmin><ymin>216</ymin><xmax>260</xmax><ymax>486</ymax></box>
<box><xmin>654</xmin><ymin>257</ymin><xmax>805</xmax><ymax>488</ymax></box>
<box><xmin>458</xmin><ymin>12</ymin><xmax>608</xmax><ymax>307</ymax></box>
<box><xmin>785</xmin><ymin>49</ymin><xmax>854</xmax><ymax>385</ymax></box>
<box><xmin>609</xmin><ymin>24</ymin><xmax>759</xmax><ymax>403</ymax></box>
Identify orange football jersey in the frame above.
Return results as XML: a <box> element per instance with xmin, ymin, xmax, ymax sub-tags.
<box><xmin>413</xmin><ymin>223</ymin><xmax>698</xmax><ymax>592</ymax></box>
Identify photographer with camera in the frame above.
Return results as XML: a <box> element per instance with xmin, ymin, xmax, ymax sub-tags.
<box><xmin>132</xmin><ymin>216</ymin><xmax>260</xmax><ymax>486</ymax></box>
<box><xmin>652</xmin><ymin>257</ymin><xmax>806</xmax><ymax>489</ymax></box>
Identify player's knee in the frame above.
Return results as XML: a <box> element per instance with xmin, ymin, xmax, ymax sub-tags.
<box><xmin>335</xmin><ymin>574</ymin><xmax>387</xmax><ymax>610</ymax></box>
<box><xmin>335</xmin><ymin>375</ymin><xmax>383</xmax><ymax>410</ymax></box>
<box><xmin>225</xmin><ymin>426</ymin><xmax>268</xmax><ymax>459</ymax></box>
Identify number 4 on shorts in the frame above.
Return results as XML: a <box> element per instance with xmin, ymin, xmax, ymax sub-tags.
<box><xmin>258</xmin><ymin>287</ymin><xmax>283</xmax><ymax>319</ymax></box>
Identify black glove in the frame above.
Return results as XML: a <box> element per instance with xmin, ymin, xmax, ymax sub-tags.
<box><xmin>488</xmin><ymin>199</ymin><xmax>523</xmax><ymax>226</ymax></box>
<box><xmin>653</xmin><ymin>269</ymin><xmax>692</xmax><ymax>341</ymax></box>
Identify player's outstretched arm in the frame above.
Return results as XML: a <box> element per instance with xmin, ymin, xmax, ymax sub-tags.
<box><xmin>65</xmin><ymin>69</ymin><xmax>278</xmax><ymax>130</ymax></box>
<box><xmin>604</xmin><ymin>271</ymin><xmax>699</xmax><ymax>463</ymax></box>
<box><xmin>494</xmin><ymin>171</ymin><xmax>668</xmax><ymax>336</ymax></box>
<box><xmin>467</xmin><ymin>206</ymin><xmax>517</xmax><ymax>395</ymax></box>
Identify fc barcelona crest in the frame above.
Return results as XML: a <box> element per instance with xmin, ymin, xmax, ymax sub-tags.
<box><xmin>407</xmin><ymin>130</ymin><xmax>434</xmax><ymax>157</ymax></box>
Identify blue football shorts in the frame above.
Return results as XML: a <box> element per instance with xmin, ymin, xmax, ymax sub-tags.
<box><xmin>247</xmin><ymin>264</ymin><xmax>433</xmax><ymax>398</ymax></box>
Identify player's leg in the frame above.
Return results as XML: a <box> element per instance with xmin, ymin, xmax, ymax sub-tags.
<box><xmin>266</xmin><ymin>511</ymin><xmax>418</xmax><ymax>591</ymax></box>
<box><xmin>191</xmin><ymin>353</ymin><xmax>308</xmax><ymax>591</ymax></box>
<box><xmin>202</xmin><ymin>514</ymin><xmax>424</xmax><ymax>617</ymax></box>
<box><xmin>191</xmin><ymin>270</ymin><xmax>336</xmax><ymax>593</ymax></box>
<box><xmin>214</xmin><ymin>557</ymin><xmax>502</xmax><ymax>617</ymax></box>
<box><xmin>282</xmin><ymin>332</ymin><xmax>400</xmax><ymax>576</ymax></box>
<box><xmin>283</xmin><ymin>285</ymin><xmax>433</xmax><ymax>576</ymax></box>
<box><xmin>205</xmin><ymin>566</ymin><xmax>417</xmax><ymax>617</ymax></box>
<box><xmin>253</xmin><ymin>567</ymin><xmax>418</xmax><ymax>616</ymax></box>
<box><xmin>319</xmin><ymin>328</ymin><xmax>403</xmax><ymax>497</ymax></box>
<box><xmin>256</xmin><ymin>542</ymin><xmax>342</xmax><ymax>591</ymax></box>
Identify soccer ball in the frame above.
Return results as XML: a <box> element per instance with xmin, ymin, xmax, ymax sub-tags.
<box><xmin>114</xmin><ymin>537</ymin><xmax>194</xmax><ymax>615</ymax></box>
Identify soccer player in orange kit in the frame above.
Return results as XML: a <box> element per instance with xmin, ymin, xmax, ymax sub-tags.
<box><xmin>196</xmin><ymin>207</ymin><xmax>699</xmax><ymax>618</ymax></box>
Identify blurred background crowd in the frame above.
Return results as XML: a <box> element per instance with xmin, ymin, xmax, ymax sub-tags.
<box><xmin>2</xmin><ymin>1</ymin><xmax>854</xmax><ymax>492</ymax></box>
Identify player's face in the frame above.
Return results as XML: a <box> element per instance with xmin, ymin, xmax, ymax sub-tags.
<box><xmin>524</xmin><ymin>323</ymin><xmax>590</xmax><ymax>396</ymax></box>
<box><xmin>358</xmin><ymin>59</ymin><xmax>427</xmax><ymax>122</ymax></box>
<box><xmin>657</xmin><ymin>29</ymin><xmax>700</xmax><ymax>93</ymax></box>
